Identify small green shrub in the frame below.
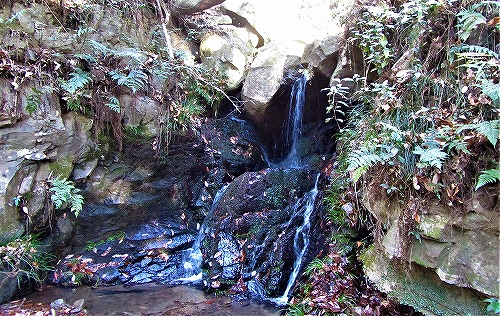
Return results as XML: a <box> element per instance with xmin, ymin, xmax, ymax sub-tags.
<box><xmin>0</xmin><ymin>235</ymin><xmax>53</xmax><ymax>287</ymax></box>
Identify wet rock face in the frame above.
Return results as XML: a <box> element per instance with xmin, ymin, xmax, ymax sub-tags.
<box><xmin>49</xmin><ymin>116</ymin><xmax>268</xmax><ymax>288</ymax></box>
<box><xmin>200</xmin><ymin>168</ymin><xmax>319</xmax><ymax>297</ymax></box>
<box><xmin>51</xmin><ymin>219</ymin><xmax>199</xmax><ymax>287</ymax></box>
<box><xmin>201</xmin><ymin>118</ymin><xmax>267</xmax><ymax>175</ymax></box>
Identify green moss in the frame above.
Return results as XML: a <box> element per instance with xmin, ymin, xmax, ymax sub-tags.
<box><xmin>361</xmin><ymin>247</ymin><xmax>487</xmax><ymax>316</ymax></box>
<box><xmin>123</xmin><ymin>123</ymin><xmax>153</xmax><ymax>141</ymax></box>
<box><xmin>49</xmin><ymin>156</ymin><xmax>74</xmax><ymax>179</ymax></box>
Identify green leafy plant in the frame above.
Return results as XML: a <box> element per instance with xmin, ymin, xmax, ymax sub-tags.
<box><xmin>475</xmin><ymin>169</ymin><xmax>500</xmax><ymax>190</ymax></box>
<box><xmin>48</xmin><ymin>177</ymin><xmax>84</xmax><ymax>217</ymax></box>
<box><xmin>105</xmin><ymin>96</ymin><xmax>121</xmax><ymax>113</ymax></box>
<box><xmin>413</xmin><ymin>146</ymin><xmax>448</xmax><ymax>170</ymax></box>
<box><xmin>0</xmin><ymin>234</ymin><xmax>53</xmax><ymax>287</ymax></box>
<box><xmin>458</xmin><ymin>120</ymin><xmax>500</xmax><ymax>147</ymax></box>
<box><xmin>484</xmin><ymin>297</ymin><xmax>500</xmax><ymax>314</ymax></box>
<box><xmin>59</xmin><ymin>68</ymin><xmax>92</xmax><ymax>111</ymax></box>
<box><xmin>109</xmin><ymin>69</ymin><xmax>148</xmax><ymax>93</ymax></box>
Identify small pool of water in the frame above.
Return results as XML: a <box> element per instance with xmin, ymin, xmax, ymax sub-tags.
<box><xmin>22</xmin><ymin>283</ymin><xmax>282</xmax><ymax>316</ymax></box>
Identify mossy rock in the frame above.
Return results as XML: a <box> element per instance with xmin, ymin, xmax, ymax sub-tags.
<box><xmin>361</xmin><ymin>246</ymin><xmax>489</xmax><ymax>316</ymax></box>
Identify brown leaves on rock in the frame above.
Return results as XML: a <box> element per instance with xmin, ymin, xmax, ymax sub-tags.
<box><xmin>290</xmin><ymin>248</ymin><xmax>421</xmax><ymax>316</ymax></box>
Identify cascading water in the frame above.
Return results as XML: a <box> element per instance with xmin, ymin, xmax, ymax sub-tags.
<box><xmin>270</xmin><ymin>174</ymin><xmax>320</xmax><ymax>305</ymax></box>
<box><xmin>282</xmin><ymin>73</ymin><xmax>308</xmax><ymax>168</ymax></box>
<box><xmin>174</xmin><ymin>185</ymin><xmax>229</xmax><ymax>283</ymax></box>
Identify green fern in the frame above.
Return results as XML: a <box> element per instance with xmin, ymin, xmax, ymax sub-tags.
<box><xmin>457</xmin><ymin>9</ymin><xmax>487</xmax><ymax>41</ymax></box>
<box><xmin>479</xmin><ymin>81</ymin><xmax>500</xmax><ymax>107</ymax></box>
<box><xmin>48</xmin><ymin>177</ymin><xmax>84</xmax><ymax>217</ymax></box>
<box><xmin>347</xmin><ymin>146</ymin><xmax>398</xmax><ymax>171</ymax></box>
<box><xmin>74</xmin><ymin>53</ymin><xmax>97</xmax><ymax>64</ymax></box>
<box><xmin>60</xmin><ymin>68</ymin><xmax>92</xmax><ymax>95</ymax></box>
<box><xmin>458</xmin><ymin>120</ymin><xmax>500</xmax><ymax>146</ymax></box>
<box><xmin>105</xmin><ymin>96</ymin><xmax>120</xmax><ymax>113</ymax></box>
<box><xmin>449</xmin><ymin>44</ymin><xmax>499</xmax><ymax>62</ymax></box>
<box><xmin>109</xmin><ymin>69</ymin><xmax>148</xmax><ymax>93</ymax></box>
<box><xmin>475</xmin><ymin>169</ymin><xmax>500</xmax><ymax>190</ymax></box>
<box><xmin>87</xmin><ymin>39</ymin><xmax>112</xmax><ymax>56</ymax></box>
<box><xmin>413</xmin><ymin>146</ymin><xmax>448</xmax><ymax>170</ymax></box>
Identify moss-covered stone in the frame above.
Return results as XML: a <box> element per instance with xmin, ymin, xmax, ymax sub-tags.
<box><xmin>361</xmin><ymin>246</ymin><xmax>488</xmax><ymax>316</ymax></box>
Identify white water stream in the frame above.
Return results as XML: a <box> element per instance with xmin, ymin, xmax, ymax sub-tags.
<box><xmin>270</xmin><ymin>174</ymin><xmax>320</xmax><ymax>305</ymax></box>
<box><xmin>174</xmin><ymin>185</ymin><xmax>229</xmax><ymax>283</ymax></box>
<box><xmin>282</xmin><ymin>73</ymin><xmax>308</xmax><ymax>168</ymax></box>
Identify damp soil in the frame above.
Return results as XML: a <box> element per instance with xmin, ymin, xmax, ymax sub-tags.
<box><xmin>18</xmin><ymin>283</ymin><xmax>282</xmax><ymax>316</ymax></box>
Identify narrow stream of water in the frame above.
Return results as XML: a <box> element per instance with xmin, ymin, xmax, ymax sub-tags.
<box><xmin>174</xmin><ymin>184</ymin><xmax>229</xmax><ymax>283</ymax></box>
<box><xmin>270</xmin><ymin>174</ymin><xmax>320</xmax><ymax>305</ymax></box>
<box><xmin>282</xmin><ymin>73</ymin><xmax>308</xmax><ymax>168</ymax></box>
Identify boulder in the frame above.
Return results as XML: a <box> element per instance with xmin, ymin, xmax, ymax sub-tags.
<box><xmin>361</xmin><ymin>246</ymin><xmax>487</xmax><ymax>316</ymax></box>
<box><xmin>199</xmin><ymin>168</ymin><xmax>319</xmax><ymax>297</ymax></box>
<box><xmin>241</xmin><ymin>41</ymin><xmax>305</xmax><ymax>124</ymax></box>
<box><xmin>302</xmin><ymin>36</ymin><xmax>341</xmax><ymax>78</ymax></box>
<box><xmin>200</xmin><ymin>26</ymin><xmax>257</xmax><ymax>90</ymax></box>
<box><xmin>200</xmin><ymin>117</ymin><xmax>267</xmax><ymax>175</ymax></box>
<box><xmin>362</xmin><ymin>183</ymin><xmax>500</xmax><ymax>299</ymax></box>
<box><xmin>172</xmin><ymin>0</ymin><xmax>226</xmax><ymax>15</ymax></box>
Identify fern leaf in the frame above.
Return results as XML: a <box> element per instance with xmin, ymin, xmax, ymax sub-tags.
<box><xmin>457</xmin><ymin>9</ymin><xmax>486</xmax><ymax>41</ymax></box>
<box><xmin>105</xmin><ymin>96</ymin><xmax>120</xmax><ymax>113</ymax></box>
<box><xmin>60</xmin><ymin>68</ymin><xmax>92</xmax><ymax>95</ymax></box>
<box><xmin>413</xmin><ymin>146</ymin><xmax>448</xmax><ymax>170</ymax></box>
<box><xmin>480</xmin><ymin>81</ymin><xmax>500</xmax><ymax>107</ymax></box>
<box><xmin>347</xmin><ymin>146</ymin><xmax>398</xmax><ymax>171</ymax></box>
<box><xmin>49</xmin><ymin>177</ymin><xmax>84</xmax><ymax>217</ymax></box>
<box><xmin>74</xmin><ymin>53</ymin><xmax>97</xmax><ymax>64</ymax></box>
<box><xmin>458</xmin><ymin>120</ymin><xmax>500</xmax><ymax>146</ymax></box>
<box><xmin>109</xmin><ymin>69</ymin><xmax>148</xmax><ymax>93</ymax></box>
<box><xmin>449</xmin><ymin>45</ymin><xmax>499</xmax><ymax>63</ymax></box>
<box><xmin>87</xmin><ymin>40</ymin><xmax>112</xmax><ymax>56</ymax></box>
<box><xmin>475</xmin><ymin>169</ymin><xmax>500</xmax><ymax>190</ymax></box>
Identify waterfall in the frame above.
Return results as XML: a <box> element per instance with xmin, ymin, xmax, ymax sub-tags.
<box><xmin>174</xmin><ymin>184</ymin><xmax>229</xmax><ymax>283</ymax></box>
<box><xmin>282</xmin><ymin>73</ymin><xmax>308</xmax><ymax>168</ymax></box>
<box><xmin>271</xmin><ymin>174</ymin><xmax>320</xmax><ymax>305</ymax></box>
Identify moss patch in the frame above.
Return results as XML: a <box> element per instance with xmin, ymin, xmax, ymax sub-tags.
<box><xmin>361</xmin><ymin>246</ymin><xmax>488</xmax><ymax>316</ymax></box>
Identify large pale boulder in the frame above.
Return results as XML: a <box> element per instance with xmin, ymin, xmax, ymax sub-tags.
<box><xmin>172</xmin><ymin>0</ymin><xmax>225</xmax><ymax>15</ymax></box>
<box><xmin>200</xmin><ymin>26</ymin><xmax>258</xmax><ymax>90</ymax></box>
<box><xmin>362</xmin><ymin>183</ymin><xmax>499</xmax><ymax>299</ymax></box>
<box><xmin>241</xmin><ymin>41</ymin><xmax>305</xmax><ymax>124</ymax></box>
<box><xmin>302</xmin><ymin>36</ymin><xmax>341</xmax><ymax>78</ymax></box>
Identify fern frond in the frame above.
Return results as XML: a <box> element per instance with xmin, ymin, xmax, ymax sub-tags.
<box><xmin>457</xmin><ymin>9</ymin><xmax>486</xmax><ymax>41</ymax></box>
<box><xmin>458</xmin><ymin>120</ymin><xmax>500</xmax><ymax>146</ymax></box>
<box><xmin>347</xmin><ymin>145</ymin><xmax>398</xmax><ymax>171</ymax></box>
<box><xmin>49</xmin><ymin>177</ymin><xmax>84</xmax><ymax>217</ymax></box>
<box><xmin>449</xmin><ymin>45</ymin><xmax>499</xmax><ymax>62</ymax></box>
<box><xmin>87</xmin><ymin>39</ymin><xmax>112</xmax><ymax>56</ymax></box>
<box><xmin>479</xmin><ymin>81</ymin><xmax>500</xmax><ymax>107</ymax></box>
<box><xmin>475</xmin><ymin>169</ymin><xmax>500</xmax><ymax>190</ymax></box>
<box><xmin>105</xmin><ymin>96</ymin><xmax>120</xmax><ymax>113</ymax></box>
<box><xmin>60</xmin><ymin>68</ymin><xmax>92</xmax><ymax>95</ymax></box>
<box><xmin>113</xmin><ymin>49</ymin><xmax>146</xmax><ymax>65</ymax></box>
<box><xmin>74</xmin><ymin>53</ymin><xmax>97</xmax><ymax>64</ymax></box>
<box><xmin>109</xmin><ymin>69</ymin><xmax>148</xmax><ymax>93</ymax></box>
<box><xmin>413</xmin><ymin>146</ymin><xmax>448</xmax><ymax>170</ymax></box>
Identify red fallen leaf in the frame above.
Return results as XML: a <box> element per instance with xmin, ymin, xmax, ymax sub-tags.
<box><xmin>413</xmin><ymin>212</ymin><xmax>421</xmax><ymax>223</ymax></box>
<box><xmin>487</xmin><ymin>17</ymin><xmax>500</xmax><ymax>27</ymax></box>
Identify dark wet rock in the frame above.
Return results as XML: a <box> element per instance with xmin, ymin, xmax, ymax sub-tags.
<box><xmin>79</xmin><ymin>204</ymin><xmax>120</xmax><ymax>218</ymax></box>
<box><xmin>200</xmin><ymin>168</ymin><xmax>320</xmax><ymax>297</ymax></box>
<box><xmin>200</xmin><ymin>118</ymin><xmax>267</xmax><ymax>176</ymax></box>
<box><xmin>98</xmin><ymin>266</ymin><xmax>121</xmax><ymax>283</ymax></box>
<box><xmin>143</xmin><ymin>234</ymin><xmax>196</xmax><ymax>252</ymax></box>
